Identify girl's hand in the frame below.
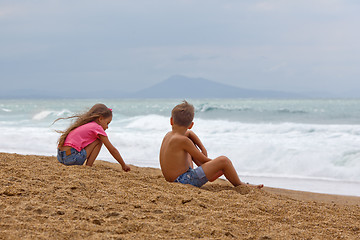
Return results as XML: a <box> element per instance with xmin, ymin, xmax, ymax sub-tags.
<box><xmin>122</xmin><ymin>164</ymin><xmax>131</xmax><ymax>172</ymax></box>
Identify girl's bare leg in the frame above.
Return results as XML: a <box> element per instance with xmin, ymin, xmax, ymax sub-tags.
<box><xmin>84</xmin><ymin>140</ymin><xmax>102</xmax><ymax>166</ymax></box>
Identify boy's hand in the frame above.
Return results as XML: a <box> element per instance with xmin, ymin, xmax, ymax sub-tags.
<box><xmin>122</xmin><ymin>164</ymin><xmax>131</xmax><ymax>172</ymax></box>
<box><xmin>201</xmin><ymin>148</ymin><xmax>208</xmax><ymax>157</ymax></box>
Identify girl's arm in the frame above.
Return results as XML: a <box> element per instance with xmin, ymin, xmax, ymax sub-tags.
<box><xmin>185</xmin><ymin>130</ymin><xmax>208</xmax><ymax>157</ymax></box>
<box><xmin>99</xmin><ymin>135</ymin><xmax>130</xmax><ymax>172</ymax></box>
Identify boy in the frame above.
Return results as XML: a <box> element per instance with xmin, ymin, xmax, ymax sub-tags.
<box><xmin>159</xmin><ymin>101</ymin><xmax>263</xmax><ymax>188</ymax></box>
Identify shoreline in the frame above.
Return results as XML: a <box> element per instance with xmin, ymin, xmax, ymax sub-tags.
<box><xmin>1</xmin><ymin>152</ymin><xmax>359</xmax><ymax>239</ymax></box>
<box><xmin>239</xmin><ymin>175</ymin><xmax>360</xmax><ymax>198</ymax></box>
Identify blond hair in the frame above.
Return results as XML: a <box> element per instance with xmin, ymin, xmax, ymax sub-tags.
<box><xmin>54</xmin><ymin>103</ymin><xmax>112</xmax><ymax>147</ymax></box>
<box><xmin>171</xmin><ymin>100</ymin><xmax>194</xmax><ymax>127</ymax></box>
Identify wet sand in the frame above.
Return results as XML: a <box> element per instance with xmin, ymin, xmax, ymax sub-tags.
<box><xmin>1</xmin><ymin>152</ymin><xmax>359</xmax><ymax>239</ymax></box>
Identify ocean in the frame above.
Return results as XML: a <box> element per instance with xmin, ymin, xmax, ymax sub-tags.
<box><xmin>1</xmin><ymin>98</ymin><xmax>360</xmax><ymax>196</ymax></box>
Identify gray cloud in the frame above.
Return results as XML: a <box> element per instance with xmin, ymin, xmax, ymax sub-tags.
<box><xmin>1</xmin><ymin>0</ymin><xmax>360</xmax><ymax>97</ymax></box>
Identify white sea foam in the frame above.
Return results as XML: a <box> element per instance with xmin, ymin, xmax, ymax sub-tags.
<box><xmin>195</xmin><ymin>119</ymin><xmax>360</xmax><ymax>182</ymax></box>
<box><xmin>1</xmin><ymin>108</ymin><xmax>12</xmax><ymax>112</ymax></box>
<box><xmin>32</xmin><ymin>109</ymin><xmax>72</xmax><ymax>121</ymax></box>
<box><xmin>33</xmin><ymin>111</ymin><xmax>53</xmax><ymax>120</ymax></box>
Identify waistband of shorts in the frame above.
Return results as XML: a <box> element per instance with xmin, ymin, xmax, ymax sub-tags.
<box><xmin>58</xmin><ymin>148</ymin><xmax>73</xmax><ymax>156</ymax></box>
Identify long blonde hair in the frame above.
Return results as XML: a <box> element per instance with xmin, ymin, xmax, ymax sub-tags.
<box><xmin>54</xmin><ymin>103</ymin><xmax>112</xmax><ymax>147</ymax></box>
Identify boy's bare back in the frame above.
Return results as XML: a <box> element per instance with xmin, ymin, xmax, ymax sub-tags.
<box><xmin>159</xmin><ymin>131</ymin><xmax>192</xmax><ymax>182</ymax></box>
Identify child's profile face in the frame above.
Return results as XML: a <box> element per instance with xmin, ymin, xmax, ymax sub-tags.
<box><xmin>98</xmin><ymin>116</ymin><xmax>112</xmax><ymax>130</ymax></box>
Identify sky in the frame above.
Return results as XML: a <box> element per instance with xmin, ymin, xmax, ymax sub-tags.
<box><xmin>1</xmin><ymin>0</ymin><xmax>360</xmax><ymax>97</ymax></box>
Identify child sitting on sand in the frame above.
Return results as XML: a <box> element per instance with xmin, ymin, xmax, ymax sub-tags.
<box><xmin>54</xmin><ymin>103</ymin><xmax>130</xmax><ymax>171</ymax></box>
<box><xmin>159</xmin><ymin>101</ymin><xmax>263</xmax><ymax>188</ymax></box>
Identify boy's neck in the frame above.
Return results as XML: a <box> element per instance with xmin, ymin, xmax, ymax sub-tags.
<box><xmin>171</xmin><ymin>125</ymin><xmax>188</xmax><ymax>135</ymax></box>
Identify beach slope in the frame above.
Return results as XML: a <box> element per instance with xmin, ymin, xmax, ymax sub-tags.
<box><xmin>0</xmin><ymin>152</ymin><xmax>359</xmax><ymax>239</ymax></box>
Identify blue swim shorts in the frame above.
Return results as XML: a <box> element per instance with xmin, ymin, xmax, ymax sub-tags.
<box><xmin>57</xmin><ymin>148</ymin><xmax>87</xmax><ymax>166</ymax></box>
<box><xmin>174</xmin><ymin>166</ymin><xmax>208</xmax><ymax>187</ymax></box>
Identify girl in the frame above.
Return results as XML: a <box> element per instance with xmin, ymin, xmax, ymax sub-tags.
<box><xmin>55</xmin><ymin>103</ymin><xmax>130</xmax><ymax>171</ymax></box>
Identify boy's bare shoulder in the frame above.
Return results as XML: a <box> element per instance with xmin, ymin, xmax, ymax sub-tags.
<box><xmin>163</xmin><ymin>132</ymin><xmax>189</xmax><ymax>145</ymax></box>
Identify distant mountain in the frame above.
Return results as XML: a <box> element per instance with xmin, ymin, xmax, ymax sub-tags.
<box><xmin>131</xmin><ymin>75</ymin><xmax>304</xmax><ymax>99</ymax></box>
<box><xmin>1</xmin><ymin>75</ymin><xmax>335</xmax><ymax>99</ymax></box>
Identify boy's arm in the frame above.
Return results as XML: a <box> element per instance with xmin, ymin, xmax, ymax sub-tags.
<box><xmin>99</xmin><ymin>135</ymin><xmax>131</xmax><ymax>172</ymax></box>
<box><xmin>181</xmin><ymin>137</ymin><xmax>211</xmax><ymax>165</ymax></box>
<box><xmin>185</xmin><ymin>130</ymin><xmax>207</xmax><ymax>157</ymax></box>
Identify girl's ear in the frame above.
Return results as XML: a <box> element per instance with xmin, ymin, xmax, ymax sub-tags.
<box><xmin>96</xmin><ymin>116</ymin><xmax>103</xmax><ymax>123</ymax></box>
<box><xmin>188</xmin><ymin>122</ymin><xmax>194</xmax><ymax>129</ymax></box>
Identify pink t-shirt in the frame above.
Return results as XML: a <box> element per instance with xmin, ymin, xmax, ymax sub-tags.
<box><xmin>64</xmin><ymin>121</ymin><xmax>107</xmax><ymax>152</ymax></box>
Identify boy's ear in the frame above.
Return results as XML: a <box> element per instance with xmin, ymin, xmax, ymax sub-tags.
<box><xmin>170</xmin><ymin>117</ymin><xmax>174</xmax><ymax>125</ymax></box>
<box><xmin>188</xmin><ymin>122</ymin><xmax>194</xmax><ymax>129</ymax></box>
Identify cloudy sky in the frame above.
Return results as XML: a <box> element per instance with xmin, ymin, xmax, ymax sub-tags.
<box><xmin>1</xmin><ymin>0</ymin><xmax>360</xmax><ymax>97</ymax></box>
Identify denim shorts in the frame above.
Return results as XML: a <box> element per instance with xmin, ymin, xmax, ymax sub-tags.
<box><xmin>57</xmin><ymin>148</ymin><xmax>87</xmax><ymax>166</ymax></box>
<box><xmin>174</xmin><ymin>166</ymin><xmax>208</xmax><ymax>187</ymax></box>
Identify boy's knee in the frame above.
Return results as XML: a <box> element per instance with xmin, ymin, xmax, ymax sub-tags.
<box><xmin>218</xmin><ymin>156</ymin><xmax>231</xmax><ymax>165</ymax></box>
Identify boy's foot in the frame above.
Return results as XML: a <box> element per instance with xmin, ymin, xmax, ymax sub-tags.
<box><xmin>243</xmin><ymin>182</ymin><xmax>264</xmax><ymax>189</ymax></box>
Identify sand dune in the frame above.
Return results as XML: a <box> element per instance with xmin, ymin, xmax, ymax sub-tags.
<box><xmin>0</xmin><ymin>152</ymin><xmax>359</xmax><ymax>239</ymax></box>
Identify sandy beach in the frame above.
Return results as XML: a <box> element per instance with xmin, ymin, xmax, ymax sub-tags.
<box><xmin>0</xmin><ymin>152</ymin><xmax>359</xmax><ymax>239</ymax></box>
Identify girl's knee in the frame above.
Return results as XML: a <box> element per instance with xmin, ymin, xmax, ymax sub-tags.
<box><xmin>94</xmin><ymin>139</ymin><xmax>103</xmax><ymax>147</ymax></box>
